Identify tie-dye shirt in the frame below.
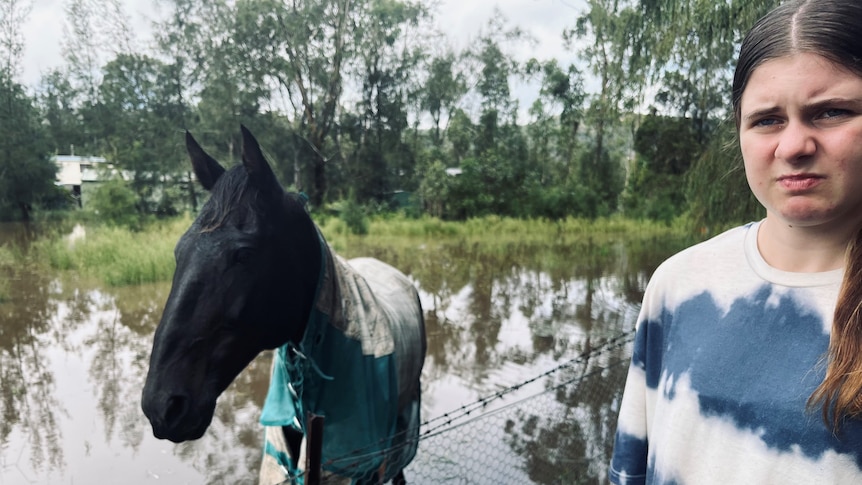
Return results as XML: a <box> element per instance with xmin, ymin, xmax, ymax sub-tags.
<box><xmin>609</xmin><ymin>221</ymin><xmax>862</xmax><ymax>485</ymax></box>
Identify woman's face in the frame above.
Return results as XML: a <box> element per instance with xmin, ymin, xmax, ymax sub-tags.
<box><xmin>739</xmin><ymin>52</ymin><xmax>862</xmax><ymax>232</ymax></box>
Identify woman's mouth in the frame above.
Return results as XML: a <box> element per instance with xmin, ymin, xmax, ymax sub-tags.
<box><xmin>777</xmin><ymin>174</ymin><xmax>823</xmax><ymax>191</ymax></box>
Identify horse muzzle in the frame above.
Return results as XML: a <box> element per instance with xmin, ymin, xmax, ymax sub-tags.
<box><xmin>141</xmin><ymin>389</ymin><xmax>216</xmax><ymax>443</ymax></box>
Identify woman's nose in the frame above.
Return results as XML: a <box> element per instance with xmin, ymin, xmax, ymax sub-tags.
<box><xmin>774</xmin><ymin>121</ymin><xmax>816</xmax><ymax>163</ymax></box>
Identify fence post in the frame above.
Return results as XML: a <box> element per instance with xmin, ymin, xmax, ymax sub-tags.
<box><xmin>305</xmin><ymin>413</ymin><xmax>325</xmax><ymax>485</ymax></box>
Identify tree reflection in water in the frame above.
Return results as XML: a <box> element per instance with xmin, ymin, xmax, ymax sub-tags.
<box><xmin>0</xmin><ymin>263</ymin><xmax>64</xmax><ymax>475</ymax></box>
<box><xmin>0</xmin><ymin>266</ymin><xmax>271</xmax><ymax>484</ymax></box>
<box><xmin>0</xmin><ymin>229</ymin><xmax>687</xmax><ymax>484</ymax></box>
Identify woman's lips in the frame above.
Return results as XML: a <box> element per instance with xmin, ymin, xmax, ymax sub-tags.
<box><xmin>778</xmin><ymin>174</ymin><xmax>823</xmax><ymax>191</ymax></box>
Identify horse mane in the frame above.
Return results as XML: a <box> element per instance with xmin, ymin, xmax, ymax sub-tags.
<box><xmin>198</xmin><ymin>166</ymin><xmax>261</xmax><ymax>232</ymax></box>
<box><xmin>197</xmin><ymin>165</ymin><xmax>307</xmax><ymax>233</ymax></box>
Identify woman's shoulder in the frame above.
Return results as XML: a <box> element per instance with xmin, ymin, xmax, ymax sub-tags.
<box><xmin>658</xmin><ymin>222</ymin><xmax>755</xmax><ymax>274</ymax></box>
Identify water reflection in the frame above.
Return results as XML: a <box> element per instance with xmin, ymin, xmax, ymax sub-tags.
<box><xmin>0</xmin><ymin>230</ymin><xmax>687</xmax><ymax>484</ymax></box>
<box><xmin>0</xmin><ymin>265</ymin><xmax>64</xmax><ymax>475</ymax></box>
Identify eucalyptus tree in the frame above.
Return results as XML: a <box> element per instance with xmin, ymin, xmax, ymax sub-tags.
<box><xmin>518</xmin><ymin>59</ymin><xmax>588</xmax><ymax>218</ymax></box>
<box><xmin>466</xmin><ymin>9</ymin><xmax>525</xmax><ymax>156</ymax></box>
<box><xmin>62</xmin><ymin>0</ymin><xmax>136</xmax><ymax>100</ymax></box>
<box><xmin>0</xmin><ymin>0</ymin><xmax>30</xmax><ymax>78</ymax></box>
<box><xmin>564</xmin><ymin>0</ymin><xmax>639</xmax><ymax>216</ymax></box>
<box><xmin>0</xmin><ymin>73</ymin><xmax>56</xmax><ymax>221</ymax></box>
<box><xmin>60</xmin><ymin>0</ymin><xmax>141</xmax><ymax>156</ymax></box>
<box><xmin>0</xmin><ymin>0</ymin><xmax>58</xmax><ymax>221</ymax></box>
<box><xmin>442</xmin><ymin>10</ymin><xmax>533</xmax><ymax>217</ymax></box>
<box><xmin>421</xmin><ymin>52</ymin><xmax>467</xmax><ymax>148</ymax></box>
<box><xmin>636</xmin><ymin>0</ymin><xmax>779</xmax><ymax>228</ymax></box>
<box><xmin>344</xmin><ymin>0</ymin><xmax>429</xmax><ymax>202</ymax></box>
<box><xmin>95</xmin><ymin>53</ymin><xmax>190</xmax><ymax>213</ymax></box>
<box><xmin>527</xmin><ymin>59</ymin><xmax>586</xmax><ymax>181</ymax></box>
<box><xmin>36</xmin><ymin>69</ymin><xmax>87</xmax><ymax>154</ymax></box>
<box><xmin>447</xmin><ymin>107</ymin><xmax>473</xmax><ymax>164</ymax></box>
<box><xmin>233</xmin><ymin>0</ymin><xmax>361</xmax><ymax>208</ymax></box>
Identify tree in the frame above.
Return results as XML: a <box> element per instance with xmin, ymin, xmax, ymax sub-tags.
<box><xmin>567</xmin><ymin>0</ymin><xmax>642</xmax><ymax>216</ymax></box>
<box><xmin>623</xmin><ymin>113</ymin><xmax>701</xmax><ymax>221</ymax></box>
<box><xmin>0</xmin><ymin>74</ymin><xmax>57</xmax><ymax>221</ymax></box>
<box><xmin>95</xmin><ymin>53</ymin><xmax>190</xmax><ymax>214</ymax></box>
<box><xmin>266</xmin><ymin>0</ymin><xmax>358</xmax><ymax>207</ymax></box>
<box><xmin>36</xmin><ymin>69</ymin><xmax>87</xmax><ymax>154</ymax></box>
<box><xmin>635</xmin><ymin>0</ymin><xmax>780</xmax><ymax>227</ymax></box>
<box><xmin>526</xmin><ymin>59</ymin><xmax>587</xmax><ymax>183</ymax></box>
<box><xmin>345</xmin><ymin>0</ymin><xmax>428</xmax><ymax>202</ymax></box>
<box><xmin>421</xmin><ymin>52</ymin><xmax>466</xmax><ymax>147</ymax></box>
<box><xmin>466</xmin><ymin>10</ymin><xmax>525</xmax><ymax>156</ymax></box>
<box><xmin>0</xmin><ymin>0</ymin><xmax>56</xmax><ymax>221</ymax></box>
<box><xmin>0</xmin><ymin>0</ymin><xmax>31</xmax><ymax>79</ymax></box>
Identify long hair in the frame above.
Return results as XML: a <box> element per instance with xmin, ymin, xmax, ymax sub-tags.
<box><xmin>732</xmin><ymin>0</ymin><xmax>862</xmax><ymax>431</ymax></box>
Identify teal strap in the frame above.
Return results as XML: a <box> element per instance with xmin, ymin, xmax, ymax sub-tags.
<box><xmin>264</xmin><ymin>439</ymin><xmax>304</xmax><ymax>485</ymax></box>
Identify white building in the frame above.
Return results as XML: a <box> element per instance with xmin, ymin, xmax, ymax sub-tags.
<box><xmin>54</xmin><ymin>155</ymin><xmax>108</xmax><ymax>207</ymax></box>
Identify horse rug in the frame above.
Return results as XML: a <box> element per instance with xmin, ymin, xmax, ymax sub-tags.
<box><xmin>258</xmin><ymin>241</ymin><xmax>423</xmax><ymax>484</ymax></box>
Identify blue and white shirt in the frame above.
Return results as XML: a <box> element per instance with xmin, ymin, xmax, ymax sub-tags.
<box><xmin>610</xmin><ymin>221</ymin><xmax>862</xmax><ymax>485</ymax></box>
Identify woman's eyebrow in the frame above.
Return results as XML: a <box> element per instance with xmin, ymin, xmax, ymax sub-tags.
<box><xmin>802</xmin><ymin>97</ymin><xmax>862</xmax><ymax>111</ymax></box>
<box><xmin>743</xmin><ymin>106</ymin><xmax>781</xmax><ymax>123</ymax></box>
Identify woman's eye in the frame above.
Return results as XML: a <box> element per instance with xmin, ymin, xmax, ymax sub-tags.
<box><xmin>820</xmin><ymin>108</ymin><xmax>849</xmax><ymax>119</ymax></box>
<box><xmin>753</xmin><ymin>117</ymin><xmax>780</xmax><ymax>128</ymax></box>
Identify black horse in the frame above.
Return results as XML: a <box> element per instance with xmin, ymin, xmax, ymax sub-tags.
<box><xmin>141</xmin><ymin>126</ymin><xmax>426</xmax><ymax>484</ymax></box>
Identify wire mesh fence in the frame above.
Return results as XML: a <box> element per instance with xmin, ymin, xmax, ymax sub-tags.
<box><xmin>307</xmin><ymin>330</ymin><xmax>635</xmax><ymax>485</ymax></box>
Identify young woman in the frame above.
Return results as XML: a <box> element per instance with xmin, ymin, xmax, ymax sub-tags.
<box><xmin>609</xmin><ymin>1</ymin><xmax>862</xmax><ymax>483</ymax></box>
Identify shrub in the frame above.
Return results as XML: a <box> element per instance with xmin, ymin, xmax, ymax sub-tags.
<box><xmin>87</xmin><ymin>179</ymin><xmax>141</xmax><ymax>229</ymax></box>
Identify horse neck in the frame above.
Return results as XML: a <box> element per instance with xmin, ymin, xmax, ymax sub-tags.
<box><xmin>278</xmin><ymin>200</ymin><xmax>330</xmax><ymax>346</ymax></box>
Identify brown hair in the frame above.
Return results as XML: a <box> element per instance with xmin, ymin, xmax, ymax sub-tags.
<box><xmin>732</xmin><ymin>0</ymin><xmax>862</xmax><ymax>431</ymax></box>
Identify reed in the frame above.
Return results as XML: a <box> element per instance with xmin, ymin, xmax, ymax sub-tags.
<box><xmin>320</xmin><ymin>214</ymin><xmax>691</xmax><ymax>253</ymax></box>
<box><xmin>0</xmin><ymin>245</ymin><xmax>13</xmax><ymax>302</ymax></box>
<box><xmin>29</xmin><ymin>213</ymin><xmax>691</xmax><ymax>287</ymax></box>
<box><xmin>33</xmin><ymin>216</ymin><xmax>190</xmax><ymax>287</ymax></box>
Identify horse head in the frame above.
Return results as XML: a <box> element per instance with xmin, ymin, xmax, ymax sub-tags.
<box><xmin>141</xmin><ymin>126</ymin><xmax>322</xmax><ymax>442</ymax></box>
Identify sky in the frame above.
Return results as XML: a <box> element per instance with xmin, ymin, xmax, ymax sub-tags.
<box><xmin>19</xmin><ymin>0</ymin><xmax>589</xmax><ymax>111</ymax></box>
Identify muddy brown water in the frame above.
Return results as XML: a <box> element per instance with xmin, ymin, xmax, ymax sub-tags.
<box><xmin>0</xmin><ymin>223</ymin><xmax>688</xmax><ymax>484</ymax></box>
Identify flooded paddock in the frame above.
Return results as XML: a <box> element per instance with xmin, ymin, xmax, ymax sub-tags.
<box><xmin>0</xmin><ymin>224</ymin><xmax>688</xmax><ymax>484</ymax></box>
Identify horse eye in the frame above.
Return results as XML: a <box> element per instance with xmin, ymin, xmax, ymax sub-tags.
<box><xmin>233</xmin><ymin>247</ymin><xmax>255</xmax><ymax>265</ymax></box>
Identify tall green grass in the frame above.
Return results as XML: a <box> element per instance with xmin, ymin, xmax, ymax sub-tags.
<box><xmin>319</xmin><ymin>213</ymin><xmax>692</xmax><ymax>253</ymax></box>
<box><xmin>33</xmin><ymin>216</ymin><xmax>189</xmax><ymax>287</ymax></box>
<box><xmin>29</xmin><ymin>213</ymin><xmax>691</xmax><ymax>287</ymax></box>
<box><xmin>0</xmin><ymin>245</ymin><xmax>14</xmax><ymax>302</ymax></box>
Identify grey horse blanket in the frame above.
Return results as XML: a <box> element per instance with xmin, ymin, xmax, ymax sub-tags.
<box><xmin>258</xmin><ymin>240</ymin><xmax>424</xmax><ymax>484</ymax></box>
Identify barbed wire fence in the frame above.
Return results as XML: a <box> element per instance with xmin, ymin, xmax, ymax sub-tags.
<box><xmin>312</xmin><ymin>330</ymin><xmax>636</xmax><ymax>485</ymax></box>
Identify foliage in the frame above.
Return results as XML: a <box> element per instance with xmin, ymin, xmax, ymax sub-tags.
<box><xmin>321</xmin><ymin>212</ymin><xmax>694</xmax><ymax>253</ymax></box>
<box><xmin>0</xmin><ymin>0</ymin><xmax>31</xmax><ymax>78</ymax></box>
<box><xmin>0</xmin><ymin>244</ymin><xmax>13</xmax><ymax>302</ymax></box>
<box><xmin>339</xmin><ymin>191</ymin><xmax>370</xmax><ymax>236</ymax></box>
<box><xmin>32</xmin><ymin>217</ymin><xmax>187</xmax><ymax>286</ymax></box>
<box><xmin>4</xmin><ymin>0</ymin><xmax>790</xmax><ymax>227</ymax></box>
<box><xmin>0</xmin><ymin>74</ymin><xmax>57</xmax><ymax>221</ymax></box>
<box><xmin>623</xmin><ymin>113</ymin><xmax>705</xmax><ymax>221</ymax></box>
<box><xmin>685</xmin><ymin>121</ymin><xmax>764</xmax><ymax>234</ymax></box>
<box><xmin>24</xmin><ymin>214</ymin><xmax>690</xmax><ymax>288</ymax></box>
<box><xmin>87</xmin><ymin>179</ymin><xmax>142</xmax><ymax>229</ymax></box>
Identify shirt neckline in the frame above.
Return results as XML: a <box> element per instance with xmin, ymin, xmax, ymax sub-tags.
<box><xmin>744</xmin><ymin>220</ymin><xmax>844</xmax><ymax>288</ymax></box>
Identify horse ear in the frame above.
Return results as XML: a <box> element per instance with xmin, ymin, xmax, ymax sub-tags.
<box><xmin>185</xmin><ymin>131</ymin><xmax>225</xmax><ymax>191</ymax></box>
<box><xmin>240</xmin><ymin>125</ymin><xmax>280</xmax><ymax>191</ymax></box>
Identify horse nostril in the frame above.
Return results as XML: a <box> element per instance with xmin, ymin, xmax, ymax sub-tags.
<box><xmin>164</xmin><ymin>395</ymin><xmax>189</xmax><ymax>426</ymax></box>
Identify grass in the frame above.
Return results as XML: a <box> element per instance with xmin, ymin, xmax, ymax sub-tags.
<box><xmin>320</xmin><ymin>213</ymin><xmax>693</xmax><ymax>253</ymax></box>
<box><xmin>26</xmin><ymin>213</ymin><xmax>693</xmax><ymax>287</ymax></box>
<box><xmin>0</xmin><ymin>245</ymin><xmax>14</xmax><ymax>302</ymax></box>
<box><xmin>32</xmin><ymin>216</ymin><xmax>190</xmax><ymax>286</ymax></box>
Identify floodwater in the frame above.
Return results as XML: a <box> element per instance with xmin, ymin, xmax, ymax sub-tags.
<box><xmin>0</xmin><ymin>222</ymin><xmax>690</xmax><ymax>484</ymax></box>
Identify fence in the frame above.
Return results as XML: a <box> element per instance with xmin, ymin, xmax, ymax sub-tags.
<box><xmin>305</xmin><ymin>330</ymin><xmax>636</xmax><ymax>485</ymax></box>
